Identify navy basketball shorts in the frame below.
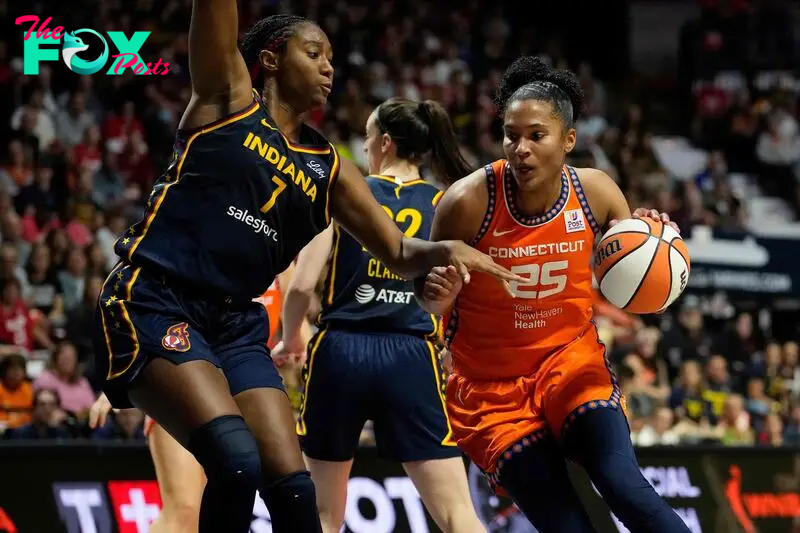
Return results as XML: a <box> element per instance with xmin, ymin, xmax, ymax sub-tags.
<box><xmin>92</xmin><ymin>263</ymin><xmax>284</xmax><ymax>408</ymax></box>
<box><xmin>297</xmin><ymin>328</ymin><xmax>460</xmax><ymax>462</ymax></box>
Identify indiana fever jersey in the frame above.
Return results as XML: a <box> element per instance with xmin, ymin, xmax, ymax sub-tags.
<box><xmin>445</xmin><ymin>161</ymin><xmax>602</xmax><ymax>380</ymax></box>
<box><xmin>320</xmin><ymin>175</ymin><xmax>442</xmax><ymax>337</ymax></box>
<box><xmin>116</xmin><ymin>92</ymin><xmax>340</xmax><ymax>301</ymax></box>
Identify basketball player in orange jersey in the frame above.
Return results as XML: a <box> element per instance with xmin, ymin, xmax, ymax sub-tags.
<box><xmin>89</xmin><ymin>264</ymin><xmax>312</xmax><ymax>533</ymax></box>
<box><xmin>415</xmin><ymin>57</ymin><xmax>691</xmax><ymax>533</ymax></box>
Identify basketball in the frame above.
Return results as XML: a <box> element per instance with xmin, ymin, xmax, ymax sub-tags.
<box><xmin>594</xmin><ymin>217</ymin><xmax>691</xmax><ymax>314</ymax></box>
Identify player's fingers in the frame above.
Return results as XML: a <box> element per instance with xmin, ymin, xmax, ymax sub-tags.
<box><xmin>427</xmin><ymin>272</ymin><xmax>453</xmax><ymax>291</ymax></box>
<box><xmin>659</xmin><ymin>211</ymin><xmax>671</xmax><ymax>223</ymax></box>
<box><xmin>631</xmin><ymin>207</ymin><xmax>648</xmax><ymax>218</ymax></box>
<box><xmin>454</xmin><ymin>261</ymin><xmax>471</xmax><ymax>284</ymax></box>
<box><xmin>649</xmin><ymin>209</ymin><xmax>660</xmax><ymax>220</ymax></box>
<box><xmin>424</xmin><ymin>282</ymin><xmax>451</xmax><ymax>300</ymax></box>
<box><xmin>668</xmin><ymin>220</ymin><xmax>681</xmax><ymax>234</ymax></box>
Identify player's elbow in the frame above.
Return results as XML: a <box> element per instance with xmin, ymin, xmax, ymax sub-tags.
<box><xmin>286</xmin><ymin>282</ymin><xmax>316</xmax><ymax>302</ymax></box>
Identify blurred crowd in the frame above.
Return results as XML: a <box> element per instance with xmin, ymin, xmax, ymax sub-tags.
<box><xmin>0</xmin><ymin>0</ymin><xmax>798</xmax><ymax>446</ymax></box>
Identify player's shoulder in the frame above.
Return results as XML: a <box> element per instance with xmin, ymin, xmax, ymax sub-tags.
<box><xmin>439</xmin><ymin>166</ymin><xmax>490</xmax><ymax>212</ymax></box>
<box><xmin>570</xmin><ymin>166</ymin><xmax>618</xmax><ymax>195</ymax></box>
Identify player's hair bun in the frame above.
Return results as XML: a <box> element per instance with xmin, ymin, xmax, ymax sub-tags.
<box><xmin>494</xmin><ymin>56</ymin><xmax>585</xmax><ymax>121</ymax></box>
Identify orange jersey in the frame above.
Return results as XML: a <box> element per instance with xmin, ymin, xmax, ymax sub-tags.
<box><xmin>254</xmin><ymin>279</ymin><xmax>283</xmax><ymax>348</ymax></box>
<box><xmin>445</xmin><ymin>161</ymin><xmax>601</xmax><ymax>380</ymax></box>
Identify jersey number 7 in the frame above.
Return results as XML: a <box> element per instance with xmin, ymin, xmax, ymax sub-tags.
<box><xmin>509</xmin><ymin>260</ymin><xmax>568</xmax><ymax>299</ymax></box>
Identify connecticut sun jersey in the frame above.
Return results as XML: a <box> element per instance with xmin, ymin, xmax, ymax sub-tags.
<box><xmin>444</xmin><ymin>161</ymin><xmax>601</xmax><ymax>379</ymax></box>
<box><xmin>115</xmin><ymin>91</ymin><xmax>340</xmax><ymax>301</ymax></box>
<box><xmin>320</xmin><ymin>176</ymin><xmax>442</xmax><ymax>337</ymax></box>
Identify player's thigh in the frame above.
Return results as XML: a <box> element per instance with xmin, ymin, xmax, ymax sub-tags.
<box><xmin>540</xmin><ymin>338</ymin><xmax>624</xmax><ymax>439</ymax></box>
<box><xmin>129</xmin><ymin>358</ymin><xmax>241</xmax><ymax>446</ymax></box>
<box><xmin>402</xmin><ymin>457</ymin><xmax>474</xmax><ymax>526</ymax></box>
<box><xmin>148</xmin><ymin>421</ymin><xmax>206</xmax><ymax>511</ymax></box>
<box><xmin>373</xmin><ymin>336</ymin><xmax>460</xmax><ymax>462</ymax></box>
<box><xmin>496</xmin><ymin>437</ymin><xmax>594</xmax><ymax>533</ymax></box>
<box><xmin>305</xmin><ymin>456</ymin><xmax>353</xmax><ymax>527</ymax></box>
<box><xmin>95</xmin><ymin>265</ymin><xmax>240</xmax><ymax>444</ymax></box>
<box><xmin>444</xmin><ymin>373</ymin><xmax>541</xmax><ymax>473</ymax></box>
<box><xmin>299</xmin><ymin>330</ymin><xmax>371</xmax><ymax>462</ymax></box>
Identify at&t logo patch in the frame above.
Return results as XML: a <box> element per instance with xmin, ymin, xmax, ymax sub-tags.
<box><xmin>355</xmin><ymin>284</ymin><xmax>376</xmax><ymax>304</ymax></box>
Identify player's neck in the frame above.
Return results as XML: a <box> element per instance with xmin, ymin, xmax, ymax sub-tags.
<box><xmin>262</xmin><ymin>86</ymin><xmax>305</xmax><ymax>143</ymax></box>
<box><xmin>514</xmin><ymin>172</ymin><xmax>564</xmax><ymax>217</ymax></box>
<box><xmin>379</xmin><ymin>160</ymin><xmax>421</xmax><ymax>182</ymax></box>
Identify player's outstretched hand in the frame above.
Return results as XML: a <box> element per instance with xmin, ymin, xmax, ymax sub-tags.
<box><xmin>88</xmin><ymin>393</ymin><xmax>118</xmax><ymax>429</ymax></box>
<box><xmin>611</xmin><ymin>208</ymin><xmax>680</xmax><ymax>234</ymax></box>
<box><xmin>443</xmin><ymin>240</ymin><xmax>526</xmax><ymax>297</ymax></box>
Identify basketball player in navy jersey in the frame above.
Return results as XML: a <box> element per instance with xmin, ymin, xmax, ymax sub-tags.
<box><xmin>92</xmin><ymin>4</ymin><xmax>519</xmax><ymax>532</ymax></box>
<box><xmin>275</xmin><ymin>98</ymin><xmax>484</xmax><ymax>533</ymax></box>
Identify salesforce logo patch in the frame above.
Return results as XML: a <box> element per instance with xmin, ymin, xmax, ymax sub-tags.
<box><xmin>355</xmin><ymin>284</ymin><xmax>375</xmax><ymax>304</ymax></box>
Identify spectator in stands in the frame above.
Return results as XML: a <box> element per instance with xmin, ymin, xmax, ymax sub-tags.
<box><xmin>0</xmin><ymin>277</ymin><xmax>44</xmax><ymax>353</ymax></box>
<box><xmin>92</xmin><ymin>409</ymin><xmax>145</xmax><ymax>441</ymax></box>
<box><xmin>703</xmin><ymin>354</ymin><xmax>732</xmax><ymax>420</ymax></box>
<box><xmin>714</xmin><ymin>311</ymin><xmax>761</xmax><ymax>384</ymax></box>
<box><xmin>65</xmin><ymin>275</ymin><xmax>104</xmax><ymax>365</ymax></box>
<box><xmin>0</xmin><ymin>139</ymin><xmax>34</xmax><ymax>197</ymax></box>
<box><xmin>745</xmin><ymin>377</ymin><xmax>779</xmax><ymax>429</ymax></box>
<box><xmin>633</xmin><ymin>407</ymin><xmax>680</xmax><ymax>447</ymax></box>
<box><xmin>751</xmin><ymin>341</ymin><xmax>784</xmax><ymax>398</ymax></box>
<box><xmin>1</xmin><ymin>211</ymin><xmax>32</xmax><ymax>271</ymax></box>
<box><xmin>781</xmin><ymin>341</ymin><xmax>799</xmax><ymax>397</ymax></box>
<box><xmin>55</xmin><ymin>91</ymin><xmax>96</xmax><ymax>151</ymax></box>
<box><xmin>0</xmin><ymin>354</ymin><xmax>32</xmax><ymax>431</ymax></box>
<box><xmin>670</xmin><ymin>360</ymin><xmax>713</xmax><ymax>423</ymax></box>
<box><xmin>783</xmin><ymin>404</ymin><xmax>800</xmax><ymax>446</ymax></box>
<box><xmin>10</xmin><ymin>88</ymin><xmax>56</xmax><ymax>151</ymax></box>
<box><xmin>6</xmin><ymin>388</ymin><xmax>71</xmax><ymax>440</ymax></box>
<box><xmin>33</xmin><ymin>342</ymin><xmax>95</xmax><ymax>419</ymax></box>
<box><xmin>24</xmin><ymin>242</ymin><xmax>65</xmax><ymax>329</ymax></box>
<box><xmin>617</xmin><ymin>363</ymin><xmax>656</xmax><ymax>426</ymax></box>
<box><xmin>658</xmin><ymin>297</ymin><xmax>713</xmax><ymax>380</ymax></box>
<box><xmin>755</xmin><ymin>413</ymin><xmax>784</xmax><ymax>447</ymax></box>
<box><xmin>57</xmin><ymin>248</ymin><xmax>87</xmax><ymax>313</ymax></box>
<box><xmin>623</xmin><ymin>327</ymin><xmax>671</xmax><ymax>405</ymax></box>
<box><xmin>714</xmin><ymin>394</ymin><xmax>754</xmax><ymax>445</ymax></box>
<box><xmin>16</xmin><ymin>163</ymin><xmax>59</xmax><ymax>222</ymax></box>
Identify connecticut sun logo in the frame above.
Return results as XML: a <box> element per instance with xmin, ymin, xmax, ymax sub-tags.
<box><xmin>60</xmin><ymin>29</ymin><xmax>109</xmax><ymax>75</ymax></box>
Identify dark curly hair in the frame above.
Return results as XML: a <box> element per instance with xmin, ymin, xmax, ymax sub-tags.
<box><xmin>494</xmin><ymin>56</ymin><xmax>585</xmax><ymax>129</ymax></box>
<box><xmin>239</xmin><ymin>14</ymin><xmax>309</xmax><ymax>87</ymax></box>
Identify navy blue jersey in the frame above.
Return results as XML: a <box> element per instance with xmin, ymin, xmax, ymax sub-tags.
<box><xmin>115</xmin><ymin>93</ymin><xmax>340</xmax><ymax>301</ymax></box>
<box><xmin>319</xmin><ymin>175</ymin><xmax>442</xmax><ymax>337</ymax></box>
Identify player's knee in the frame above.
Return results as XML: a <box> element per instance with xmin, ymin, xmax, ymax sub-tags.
<box><xmin>261</xmin><ymin>470</ymin><xmax>321</xmax><ymax>532</ymax></box>
<box><xmin>187</xmin><ymin>415</ymin><xmax>261</xmax><ymax>492</ymax></box>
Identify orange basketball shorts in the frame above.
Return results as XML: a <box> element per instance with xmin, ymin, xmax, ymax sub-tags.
<box><xmin>445</xmin><ymin>330</ymin><xmax>626</xmax><ymax>473</ymax></box>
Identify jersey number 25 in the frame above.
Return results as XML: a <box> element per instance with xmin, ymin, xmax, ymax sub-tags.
<box><xmin>509</xmin><ymin>260</ymin><xmax>568</xmax><ymax>299</ymax></box>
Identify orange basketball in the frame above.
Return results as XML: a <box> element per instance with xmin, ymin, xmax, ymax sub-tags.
<box><xmin>594</xmin><ymin>217</ymin><xmax>691</xmax><ymax>314</ymax></box>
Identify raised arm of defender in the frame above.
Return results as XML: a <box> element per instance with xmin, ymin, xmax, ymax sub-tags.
<box><xmin>181</xmin><ymin>0</ymin><xmax>254</xmax><ymax>130</ymax></box>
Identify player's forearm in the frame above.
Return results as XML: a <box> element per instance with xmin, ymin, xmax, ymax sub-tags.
<box><xmin>391</xmin><ymin>237</ymin><xmax>451</xmax><ymax>281</ymax></box>
<box><xmin>281</xmin><ymin>287</ymin><xmax>314</xmax><ymax>344</ymax></box>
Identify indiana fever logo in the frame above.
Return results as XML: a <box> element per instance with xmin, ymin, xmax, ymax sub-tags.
<box><xmin>725</xmin><ymin>465</ymin><xmax>800</xmax><ymax>533</ymax></box>
<box><xmin>162</xmin><ymin>323</ymin><xmax>191</xmax><ymax>353</ymax></box>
